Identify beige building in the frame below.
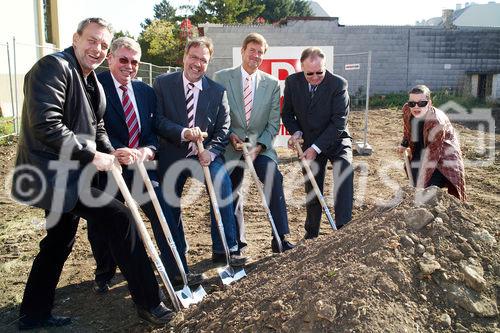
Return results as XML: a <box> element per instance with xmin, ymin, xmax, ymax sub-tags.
<box><xmin>0</xmin><ymin>0</ymin><xmax>61</xmax><ymax>118</ymax></box>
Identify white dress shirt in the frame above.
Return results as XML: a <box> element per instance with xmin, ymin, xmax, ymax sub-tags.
<box><xmin>181</xmin><ymin>73</ymin><xmax>203</xmax><ymax>142</ymax></box>
<box><xmin>241</xmin><ymin>66</ymin><xmax>257</xmax><ymax>105</ymax></box>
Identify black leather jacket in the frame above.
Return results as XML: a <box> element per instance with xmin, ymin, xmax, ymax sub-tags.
<box><xmin>11</xmin><ymin>47</ymin><xmax>114</xmax><ymax>213</ymax></box>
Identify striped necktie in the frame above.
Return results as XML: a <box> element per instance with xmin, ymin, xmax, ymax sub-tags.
<box><xmin>243</xmin><ymin>76</ymin><xmax>253</xmax><ymax>126</ymax></box>
<box><xmin>309</xmin><ymin>84</ymin><xmax>318</xmax><ymax>99</ymax></box>
<box><xmin>185</xmin><ymin>82</ymin><xmax>196</xmax><ymax>157</ymax></box>
<box><xmin>119</xmin><ymin>85</ymin><xmax>140</xmax><ymax>148</ymax></box>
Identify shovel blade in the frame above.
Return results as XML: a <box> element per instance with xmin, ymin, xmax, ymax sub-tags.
<box><xmin>218</xmin><ymin>266</ymin><xmax>246</xmax><ymax>285</ymax></box>
<box><xmin>175</xmin><ymin>284</ymin><xmax>207</xmax><ymax>308</ymax></box>
<box><xmin>192</xmin><ymin>285</ymin><xmax>207</xmax><ymax>302</ymax></box>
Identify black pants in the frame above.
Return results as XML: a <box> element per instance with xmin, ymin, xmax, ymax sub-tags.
<box><xmin>20</xmin><ymin>187</ymin><xmax>160</xmax><ymax>320</ymax></box>
<box><xmin>304</xmin><ymin>147</ymin><xmax>354</xmax><ymax>237</ymax></box>
<box><xmin>87</xmin><ymin>172</ymin><xmax>186</xmax><ymax>284</ymax></box>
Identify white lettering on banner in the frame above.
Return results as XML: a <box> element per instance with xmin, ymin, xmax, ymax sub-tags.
<box><xmin>272</xmin><ymin>62</ymin><xmax>297</xmax><ymax>96</ymax></box>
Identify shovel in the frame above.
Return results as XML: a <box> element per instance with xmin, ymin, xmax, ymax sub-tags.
<box><xmin>110</xmin><ymin>161</ymin><xmax>182</xmax><ymax>311</ymax></box>
<box><xmin>403</xmin><ymin>148</ymin><xmax>415</xmax><ymax>187</ymax></box>
<box><xmin>195</xmin><ymin>139</ymin><xmax>246</xmax><ymax>285</ymax></box>
<box><xmin>294</xmin><ymin>141</ymin><xmax>337</xmax><ymax>231</ymax></box>
<box><xmin>238</xmin><ymin>143</ymin><xmax>282</xmax><ymax>252</ymax></box>
<box><xmin>136</xmin><ymin>161</ymin><xmax>206</xmax><ymax>308</ymax></box>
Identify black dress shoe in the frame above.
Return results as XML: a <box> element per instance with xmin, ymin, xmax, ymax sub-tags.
<box><xmin>212</xmin><ymin>252</ymin><xmax>247</xmax><ymax>267</ymax></box>
<box><xmin>172</xmin><ymin>272</ymin><xmax>206</xmax><ymax>288</ymax></box>
<box><xmin>304</xmin><ymin>231</ymin><xmax>318</xmax><ymax>240</ymax></box>
<box><xmin>137</xmin><ymin>302</ymin><xmax>175</xmax><ymax>326</ymax></box>
<box><xmin>94</xmin><ymin>280</ymin><xmax>110</xmax><ymax>294</ymax></box>
<box><xmin>271</xmin><ymin>238</ymin><xmax>295</xmax><ymax>253</ymax></box>
<box><xmin>18</xmin><ymin>314</ymin><xmax>71</xmax><ymax>330</ymax></box>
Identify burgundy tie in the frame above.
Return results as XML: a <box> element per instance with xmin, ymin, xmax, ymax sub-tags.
<box><xmin>119</xmin><ymin>85</ymin><xmax>140</xmax><ymax>148</ymax></box>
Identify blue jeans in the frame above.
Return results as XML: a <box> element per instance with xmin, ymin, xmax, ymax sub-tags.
<box><xmin>163</xmin><ymin>156</ymin><xmax>238</xmax><ymax>254</ymax></box>
<box><xmin>230</xmin><ymin>155</ymin><xmax>289</xmax><ymax>248</ymax></box>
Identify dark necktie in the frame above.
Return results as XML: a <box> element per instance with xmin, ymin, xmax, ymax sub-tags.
<box><xmin>310</xmin><ymin>84</ymin><xmax>318</xmax><ymax>99</ymax></box>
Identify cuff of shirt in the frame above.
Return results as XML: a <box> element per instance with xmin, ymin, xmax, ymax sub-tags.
<box><xmin>311</xmin><ymin>144</ymin><xmax>322</xmax><ymax>154</ymax></box>
<box><xmin>181</xmin><ymin>128</ymin><xmax>189</xmax><ymax>142</ymax></box>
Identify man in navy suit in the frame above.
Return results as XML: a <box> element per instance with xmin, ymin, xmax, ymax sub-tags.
<box><xmin>87</xmin><ymin>37</ymin><xmax>204</xmax><ymax>293</ymax></box>
<box><xmin>153</xmin><ymin>37</ymin><xmax>246</xmax><ymax>266</ymax></box>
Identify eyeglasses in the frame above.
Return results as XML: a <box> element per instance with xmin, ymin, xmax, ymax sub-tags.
<box><xmin>188</xmin><ymin>54</ymin><xmax>209</xmax><ymax>65</ymax></box>
<box><xmin>118</xmin><ymin>57</ymin><xmax>139</xmax><ymax>66</ymax></box>
<box><xmin>305</xmin><ymin>71</ymin><xmax>324</xmax><ymax>76</ymax></box>
<box><xmin>407</xmin><ymin>100</ymin><xmax>429</xmax><ymax>108</ymax></box>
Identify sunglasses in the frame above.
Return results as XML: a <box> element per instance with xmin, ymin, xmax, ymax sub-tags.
<box><xmin>118</xmin><ymin>57</ymin><xmax>139</xmax><ymax>66</ymax></box>
<box><xmin>407</xmin><ymin>100</ymin><xmax>429</xmax><ymax>108</ymax></box>
<box><xmin>305</xmin><ymin>71</ymin><xmax>324</xmax><ymax>76</ymax></box>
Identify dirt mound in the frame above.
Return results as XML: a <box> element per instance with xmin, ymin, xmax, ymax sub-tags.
<box><xmin>174</xmin><ymin>187</ymin><xmax>499</xmax><ymax>333</ymax></box>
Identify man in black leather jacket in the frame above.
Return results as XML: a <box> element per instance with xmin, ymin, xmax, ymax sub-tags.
<box><xmin>11</xmin><ymin>18</ymin><xmax>174</xmax><ymax>330</ymax></box>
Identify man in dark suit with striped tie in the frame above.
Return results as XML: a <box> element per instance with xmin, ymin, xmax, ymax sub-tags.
<box><xmin>153</xmin><ymin>37</ymin><xmax>246</xmax><ymax>267</ymax></box>
<box><xmin>282</xmin><ymin>47</ymin><xmax>354</xmax><ymax>238</ymax></box>
<box><xmin>87</xmin><ymin>37</ymin><xmax>204</xmax><ymax>294</ymax></box>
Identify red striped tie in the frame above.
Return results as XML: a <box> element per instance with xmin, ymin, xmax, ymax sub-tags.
<box><xmin>119</xmin><ymin>85</ymin><xmax>140</xmax><ymax>148</ymax></box>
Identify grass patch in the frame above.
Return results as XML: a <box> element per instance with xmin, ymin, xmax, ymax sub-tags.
<box><xmin>0</xmin><ymin>117</ymin><xmax>15</xmax><ymax>145</ymax></box>
<box><xmin>0</xmin><ymin>117</ymin><xmax>14</xmax><ymax>135</ymax></box>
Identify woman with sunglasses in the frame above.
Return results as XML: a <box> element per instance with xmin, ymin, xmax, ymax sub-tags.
<box><xmin>397</xmin><ymin>85</ymin><xmax>466</xmax><ymax>201</ymax></box>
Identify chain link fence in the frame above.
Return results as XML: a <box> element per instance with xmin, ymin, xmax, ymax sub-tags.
<box><xmin>0</xmin><ymin>39</ymin><xmax>180</xmax><ymax>139</ymax></box>
<box><xmin>334</xmin><ymin>51</ymin><xmax>373</xmax><ymax>154</ymax></box>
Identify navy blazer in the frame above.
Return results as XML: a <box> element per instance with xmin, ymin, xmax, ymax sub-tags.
<box><xmin>97</xmin><ymin>71</ymin><xmax>158</xmax><ymax>152</ymax></box>
<box><xmin>282</xmin><ymin>70</ymin><xmax>351</xmax><ymax>156</ymax></box>
<box><xmin>97</xmin><ymin>71</ymin><xmax>160</xmax><ymax>182</ymax></box>
<box><xmin>153</xmin><ymin>71</ymin><xmax>230</xmax><ymax>171</ymax></box>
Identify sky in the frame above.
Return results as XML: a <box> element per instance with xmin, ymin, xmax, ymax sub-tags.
<box><xmin>65</xmin><ymin>0</ymin><xmax>495</xmax><ymax>39</ymax></box>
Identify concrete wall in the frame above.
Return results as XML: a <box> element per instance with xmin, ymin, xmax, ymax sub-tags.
<box><xmin>203</xmin><ymin>19</ymin><xmax>500</xmax><ymax>99</ymax></box>
<box><xmin>471</xmin><ymin>75</ymin><xmax>479</xmax><ymax>97</ymax></box>
<box><xmin>493</xmin><ymin>74</ymin><xmax>500</xmax><ymax>100</ymax></box>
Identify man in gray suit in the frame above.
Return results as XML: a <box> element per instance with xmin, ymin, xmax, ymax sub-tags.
<box><xmin>213</xmin><ymin>33</ymin><xmax>294</xmax><ymax>253</ymax></box>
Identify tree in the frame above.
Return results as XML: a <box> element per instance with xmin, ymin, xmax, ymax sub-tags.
<box><xmin>190</xmin><ymin>0</ymin><xmax>264</xmax><ymax>24</ymax></box>
<box><xmin>255</xmin><ymin>0</ymin><xmax>312</xmax><ymax>23</ymax></box>
<box><xmin>112</xmin><ymin>30</ymin><xmax>134</xmax><ymax>40</ymax></box>
<box><xmin>138</xmin><ymin>19</ymin><xmax>185</xmax><ymax>66</ymax></box>
<box><xmin>291</xmin><ymin>0</ymin><xmax>312</xmax><ymax>17</ymax></box>
<box><xmin>142</xmin><ymin>0</ymin><xmax>177</xmax><ymax>28</ymax></box>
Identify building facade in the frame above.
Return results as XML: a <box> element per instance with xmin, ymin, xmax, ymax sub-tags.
<box><xmin>202</xmin><ymin>17</ymin><xmax>500</xmax><ymax>101</ymax></box>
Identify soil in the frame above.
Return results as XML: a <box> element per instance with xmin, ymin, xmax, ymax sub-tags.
<box><xmin>0</xmin><ymin>108</ymin><xmax>498</xmax><ymax>332</ymax></box>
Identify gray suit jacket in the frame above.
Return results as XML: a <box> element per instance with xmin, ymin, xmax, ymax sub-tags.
<box><xmin>213</xmin><ymin>66</ymin><xmax>280</xmax><ymax>171</ymax></box>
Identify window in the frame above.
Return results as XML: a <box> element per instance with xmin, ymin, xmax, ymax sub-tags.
<box><xmin>42</xmin><ymin>0</ymin><xmax>53</xmax><ymax>44</ymax></box>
